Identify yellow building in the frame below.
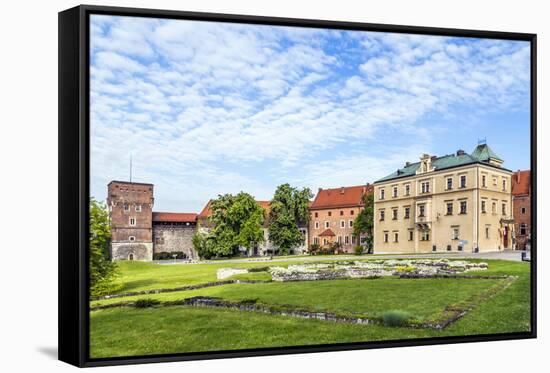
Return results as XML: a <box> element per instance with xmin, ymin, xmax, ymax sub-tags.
<box><xmin>373</xmin><ymin>144</ymin><xmax>514</xmax><ymax>253</ymax></box>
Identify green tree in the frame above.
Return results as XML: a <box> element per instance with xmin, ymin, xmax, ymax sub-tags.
<box><xmin>89</xmin><ymin>198</ymin><xmax>119</xmax><ymax>296</ymax></box>
<box><xmin>353</xmin><ymin>193</ymin><xmax>374</xmax><ymax>253</ymax></box>
<box><xmin>199</xmin><ymin>192</ymin><xmax>265</xmax><ymax>258</ymax></box>
<box><xmin>268</xmin><ymin>184</ymin><xmax>313</xmax><ymax>255</ymax></box>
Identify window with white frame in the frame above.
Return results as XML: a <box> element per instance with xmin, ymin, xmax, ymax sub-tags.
<box><xmin>380</xmin><ymin>210</ymin><xmax>385</xmax><ymax>221</ymax></box>
<box><xmin>337</xmin><ymin>236</ymin><xmax>342</xmax><ymax>244</ymax></box>
<box><xmin>393</xmin><ymin>232</ymin><xmax>399</xmax><ymax>243</ymax></box>
<box><xmin>460</xmin><ymin>201</ymin><xmax>467</xmax><ymax>214</ymax></box>
<box><xmin>349</xmin><ymin>220</ymin><xmax>353</xmax><ymax>228</ymax></box>
<box><xmin>446</xmin><ymin>202</ymin><xmax>453</xmax><ymax>215</ymax></box>
<box><xmin>345</xmin><ymin>235</ymin><xmax>350</xmax><ymax>244</ymax></box>
<box><xmin>392</xmin><ymin>186</ymin><xmax>398</xmax><ymax>198</ymax></box>
<box><xmin>315</xmin><ymin>221</ymin><xmax>319</xmax><ymax>229</ymax></box>
<box><xmin>404</xmin><ymin>184</ymin><xmax>410</xmax><ymax>196</ymax></box>
<box><xmin>129</xmin><ymin>236</ymin><xmax>136</xmax><ymax>242</ymax></box>
<box><xmin>421</xmin><ymin>181</ymin><xmax>430</xmax><ymax>193</ymax></box>
<box><xmin>446</xmin><ymin>177</ymin><xmax>453</xmax><ymax>190</ymax></box>
<box><xmin>404</xmin><ymin>207</ymin><xmax>410</xmax><ymax>219</ymax></box>
<box><xmin>135</xmin><ymin>204</ymin><xmax>142</xmax><ymax>212</ymax></box>
<box><xmin>482</xmin><ymin>175</ymin><xmax>487</xmax><ymax>187</ymax></box>
<box><xmin>520</xmin><ymin>223</ymin><xmax>527</xmax><ymax>236</ymax></box>
<box><xmin>452</xmin><ymin>227</ymin><xmax>460</xmax><ymax>240</ymax></box>
<box><xmin>502</xmin><ymin>179</ymin><xmax>507</xmax><ymax>191</ymax></box>
<box><xmin>383</xmin><ymin>232</ymin><xmax>389</xmax><ymax>243</ymax></box>
<box><xmin>129</xmin><ymin>217</ymin><xmax>136</xmax><ymax>226</ymax></box>
<box><xmin>421</xmin><ymin>231</ymin><xmax>430</xmax><ymax>241</ymax></box>
<box><xmin>392</xmin><ymin>208</ymin><xmax>398</xmax><ymax>220</ymax></box>
<box><xmin>460</xmin><ymin>175</ymin><xmax>467</xmax><ymax>188</ymax></box>
<box><xmin>340</xmin><ymin>220</ymin><xmax>345</xmax><ymax>228</ymax></box>
<box><xmin>380</xmin><ymin>188</ymin><xmax>385</xmax><ymax>200</ymax></box>
<box><xmin>123</xmin><ymin>203</ymin><xmax>129</xmax><ymax>212</ymax></box>
<box><xmin>325</xmin><ymin>221</ymin><xmax>330</xmax><ymax>228</ymax></box>
<box><xmin>481</xmin><ymin>200</ymin><xmax>486</xmax><ymax>213</ymax></box>
<box><xmin>502</xmin><ymin>203</ymin><xmax>507</xmax><ymax>215</ymax></box>
<box><xmin>418</xmin><ymin>204</ymin><xmax>425</xmax><ymax>217</ymax></box>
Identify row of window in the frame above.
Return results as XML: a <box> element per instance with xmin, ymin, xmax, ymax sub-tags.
<box><xmin>313</xmin><ymin>210</ymin><xmax>355</xmax><ymax>218</ymax></box>
<box><xmin>379</xmin><ymin>174</ymin><xmax>508</xmax><ymax>200</ymax></box>
<box><xmin>314</xmin><ymin>220</ymin><xmax>354</xmax><ymax>229</ymax></box>
<box><xmin>312</xmin><ymin>235</ymin><xmax>359</xmax><ymax>245</ymax></box>
<box><xmin>381</xmin><ymin>226</ymin><xmax>493</xmax><ymax>243</ymax></box>
<box><xmin>123</xmin><ymin>203</ymin><xmax>142</xmax><ymax>212</ymax></box>
<box><xmin>379</xmin><ymin>200</ymin><xmax>508</xmax><ymax>221</ymax></box>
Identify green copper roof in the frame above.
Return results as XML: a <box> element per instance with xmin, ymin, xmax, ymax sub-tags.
<box><xmin>470</xmin><ymin>143</ymin><xmax>502</xmax><ymax>162</ymax></box>
<box><xmin>375</xmin><ymin>144</ymin><xmax>504</xmax><ymax>183</ymax></box>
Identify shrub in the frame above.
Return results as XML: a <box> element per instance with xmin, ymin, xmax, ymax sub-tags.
<box><xmin>309</xmin><ymin>244</ymin><xmax>321</xmax><ymax>255</ymax></box>
<box><xmin>382</xmin><ymin>310</ymin><xmax>412</xmax><ymax>327</ymax></box>
<box><xmin>153</xmin><ymin>251</ymin><xmax>186</xmax><ymax>260</ymax></box>
<box><xmin>354</xmin><ymin>245</ymin><xmax>364</xmax><ymax>255</ymax></box>
<box><xmin>248</xmin><ymin>266</ymin><xmax>270</xmax><ymax>272</ymax></box>
<box><xmin>134</xmin><ymin>298</ymin><xmax>161</xmax><ymax>308</ymax></box>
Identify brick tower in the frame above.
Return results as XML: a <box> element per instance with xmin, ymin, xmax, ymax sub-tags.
<box><xmin>107</xmin><ymin>181</ymin><xmax>154</xmax><ymax>260</ymax></box>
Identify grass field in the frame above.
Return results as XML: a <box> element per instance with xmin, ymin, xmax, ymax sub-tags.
<box><xmin>90</xmin><ymin>258</ymin><xmax>531</xmax><ymax>358</ymax></box>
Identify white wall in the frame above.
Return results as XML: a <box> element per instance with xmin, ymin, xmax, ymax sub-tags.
<box><xmin>0</xmin><ymin>1</ymin><xmax>547</xmax><ymax>372</ymax></box>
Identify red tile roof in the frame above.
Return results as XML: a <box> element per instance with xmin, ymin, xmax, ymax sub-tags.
<box><xmin>319</xmin><ymin>228</ymin><xmax>336</xmax><ymax>237</ymax></box>
<box><xmin>198</xmin><ymin>200</ymin><xmax>271</xmax><ymax>218</ymax></box>
<box><xmin>152</xmin><ymin>212</ymin><xmax>197</xmax><ymax>223</ymax></box>
<box><xmin>310</xmin><ymin>184</ymin><xmax>373</xmax><ymax>210</ymax></box>
<box><xmin>512</xmin><ymin>170</ymin><xmax>531</xmax><ymax>196</ymax></box>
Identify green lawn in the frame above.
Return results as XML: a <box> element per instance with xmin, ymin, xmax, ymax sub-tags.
<box><xmin>90</xmin><ymin>258</ymin><xmax>531</xmax><ymax>358</ymax></box>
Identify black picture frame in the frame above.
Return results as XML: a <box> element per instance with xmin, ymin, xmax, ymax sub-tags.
<box><xmin>58</xmin><ymin>4</ymin><xmax>537</xmax><ymax>367</ymax></box>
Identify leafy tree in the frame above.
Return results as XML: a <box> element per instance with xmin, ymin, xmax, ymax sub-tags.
<box><xmin>353</xmin><ymin>193</ymin><xmax>374</xmax><ymax>253</ymax></box>
<box><xmin>268</xmin><ymin>184</ymin><xmax>313</xmax><ymax>255</ymax></box>
<box><xmin>199</xmin><ymin>192</ymin><xmax>265</xmax><ymax>258</ymax></box>
<box><xmin>89</xmin><ymin>198</ymin><xmax>120</xmax><ymax>296</ymax></box>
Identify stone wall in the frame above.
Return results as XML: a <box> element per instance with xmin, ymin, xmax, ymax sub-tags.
<box><xmin>153</xmin><ymin>224</ymin><xmax>197</xmax><ymax>259</ymax></box>
<box><xmin>111</xmin><ymin>242</ymin><xmax>153</xmax><ymax>261</ymax></box>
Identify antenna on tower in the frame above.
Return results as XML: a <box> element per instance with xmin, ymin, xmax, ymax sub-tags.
<box><xmin>129</xmin><ymin>154</ymin><xmax>133</xmax><ymax>183</ymax></box>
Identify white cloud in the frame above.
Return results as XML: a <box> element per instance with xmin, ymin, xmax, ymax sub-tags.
<box><xmin>89</xmin><ymin>15</ymin><xmax>530</xmax><ymax>211</ymax></box>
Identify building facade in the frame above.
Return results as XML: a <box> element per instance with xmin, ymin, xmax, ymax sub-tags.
<box><xmin>107</xmin><ymin>181</ymin><xmax>198</xmax><ymax>261</ymax></box>
<box><xmin>309</xmin><ymin>185</ymin><xmax>373</xmax><ymax>253</ymax></box>
<box><xmin>152</xmin><ymin>212</ymin><xmax>198</xmax><ymax>259</ymax></box>
<box><xmin>373</xmin><ymin>144</ymin><xmax>514</xmax><ymax>254</ymax></box>
<box><xmin>512</xmin><ymin>170</ymin><xmax>531</xmax><ymax>250</ymax></box>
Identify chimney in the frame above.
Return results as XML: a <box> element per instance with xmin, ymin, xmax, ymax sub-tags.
<box><xmin>517</xmin><ymin>170</ymin><xmax>521</xmax><ymax>183</ymax></box>
<box><xmin>340</xmin><ymin>187</ymin><xmax>345</xmax><ymax>194</ymax></box>
<box><xmin>405</xmin><ymin>161</ymin><xmax>411</xmax><ymax>167</ymax></box>
<box><xmin>318</xmin><ymin>187</ymin><xmax>322</xmax><ymax>192</ymax></box>
<box><xmin>457</xmin><ymin>149</ymin><xmax>465</xmax><ymax>156</ymax></box>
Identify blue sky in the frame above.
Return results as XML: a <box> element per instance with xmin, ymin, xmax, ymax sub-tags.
<box><xmin>90</xmin><ymin>15</ymin><xmax>531</xmax><ymax>212</ymax></box>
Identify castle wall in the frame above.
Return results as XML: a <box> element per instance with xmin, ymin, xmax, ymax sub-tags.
<box><xmin>153</xmin><ymin>224</ymin><xmax>197</xmax><ymax>259</ymax></box>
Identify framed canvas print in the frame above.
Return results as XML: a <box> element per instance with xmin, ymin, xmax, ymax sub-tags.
<box><xmin>58</xmin><ymin>4</ymin><xmax>537</xmax><ymax>367</ymax></box>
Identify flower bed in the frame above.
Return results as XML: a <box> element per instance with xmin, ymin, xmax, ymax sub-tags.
<box><xmin>268</xmin><ymin>259</ymin><xmax>487</xmax><ymax>282</ymax></box>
